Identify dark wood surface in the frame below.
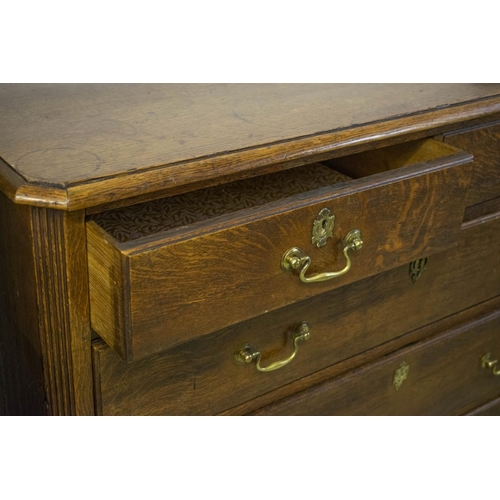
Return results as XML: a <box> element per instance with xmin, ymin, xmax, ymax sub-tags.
<box><xmin>0</xmin><ymin>193</ymin><xmax>94</xmax><ymax>415</ymax></box>
<box><xmin>88</xmin><ymin>142</ymin><xmax>471</xmax><ymax>361</ymax></box>
<box><xmin>0</xmin><ymin>84</ymin><xmax>499</xmax><ymax>211</ymax></box>
<box><xmin>1</xmin><ymin>84</ymin><xmax>497</xmax><ymax>184</ymax></box>
<box><xmin>444</xmin><ymin>121</ymin><xmax>500</xmax><ymax>206</ymax></box>
<box><xmin>92</xmin><ymin>212</ymin><xmax>500</xmax><ymax>415</ymax></box>
<box><xmin>31</xmin><ymin>208</ymin><xmax>94</xmax><ymax>415</ymax></box>
<box><xmin>222</xmin><ymin>296</ymin><xmax>500</xmax><ymax>415</ymax></box>
<box><xmin>467</xmin><ymin>395</ymin><xmax>500</xmax><ymax>415</ymax></box>
<box><xmin>0</xmin><ymin>191</ymin><xmax>46</xmax><ymax>415</ymax></box>
<box><xmin>463</xmin><ymin>196</ymin><xmax>500</xmax><ymax>223</ymax></box>
<box><xmin>251</xmin><ymin>304</ymin><xmax>500</xmax><ymax>416</ymax></box>
<box><xmin>89</xmin><ymin>163</ymin><xmax>349</xmax><ymax>243</ymax></box>
<box><xmin>1</xmin><ymin>84</ymin><xmax>500</xmax><ymax>416</ymax></box>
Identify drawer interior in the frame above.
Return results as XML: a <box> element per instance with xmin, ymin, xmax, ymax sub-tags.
<box><xmin>325</xmin><ymin>139</ymin><xmax>462</xmax><ymax>178</ymax></box>
<box><xmin>89</xmin><ymin>163</ymin><xmax>351</xmax><ymax>243</ymax></box>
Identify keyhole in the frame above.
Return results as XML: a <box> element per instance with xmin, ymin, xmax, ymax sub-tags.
<box><xmin>319</xmin><ymin>219</ymin><xmax>329</xmax><ymax>237</ymax></box>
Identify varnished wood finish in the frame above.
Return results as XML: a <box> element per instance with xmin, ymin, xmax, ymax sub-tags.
<box><xmin>92</xmin><ymin>213</ymin><xmax>500</xmax><ymax>415</ymax></box>
<box><xmin>0</xmin><ymin>193</ymin><xmax>94</xmax><ymax>415</ymax></box>
<box><xmin>467</xmin><ymin>396</ymin><xmax>500</xmax><ymax>416</ymax></box>
<box><xmin>0</xmin><ymin>84</ymin><xmax>499</xmax><ymax>211</ymax></box>
<box><xmin>81</xmin><ymin>107</ymin><xmax>500</xmax><ymax>216</ymax></box>
<box><xmin>0</xmin><ymin>157</ymin><xmax>25</xmax><ymax>201</ymax></box>
<box><xmin>88</xmin><ymin>141</ymin><xmax>471</xmax><ymax>361</ymax></box>
<box><xmin>87</xmin><ymin>226</ymin><xmax>127</xmax><ymax>358</ymax></box>
<box><xmin>2</xmin><ymin>84</ymin><xmax>500</xmax><ymax>416</ymax></box>
<box><xmin>0</xmin><ymin>191</ymin><xmax>46</xmax><ymax>415</ymax></box>
<box><xmin>444</xmin><ymin>121</ymin><xmax>500</xmax><ymax>206</ymax></box>
<box><xmin>89</xmin><ymin>164</ymin><xmax>349</xmax><ymax>243</ymax></box>
<box><xmin>1</xmin><ymin>84</ymin><xmax>497</xmax><ymax>184</ymax></box>
<box><xmin>31</xmin><ymin>208</ymin><xmax>94</xmax><ymax>415</ymax></box>
<box><xmin>222</xmin><ymin>297</ymin><xmax>500</xmax><ymax>415</ymax></box>
<box><xmin>326</xmin><ymin>138</ymin><xmax>461</xmax><ymax>178</ymax></box>
<box><xmin>463</xmin><ymin>196</ymin><xmax>500</xmax><ymax>223</ymax></box>
<box><xmin>252</xmin><ymin>305</ymin><xmax>500</xmax><ymax>416</ymax></box>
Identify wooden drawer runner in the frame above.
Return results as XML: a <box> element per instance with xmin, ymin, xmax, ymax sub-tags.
<box><xmin>88</xmin><ymin>139</ymin><xmax>471</xmax><ymax>362</ymax></box>
<box><xmin>444</xmin><ymin>121</ymin><xmax>500</xmax><ymax>206</ymax></box>
<box><xmin>253</xmin><ymin>305</ymin><xmax>500</xmax><ymax>416</ymax></box>
<box><xmin>92</xmin><ymin>212</ymin><xmax>500</xmax><ymax>416</ymax></box>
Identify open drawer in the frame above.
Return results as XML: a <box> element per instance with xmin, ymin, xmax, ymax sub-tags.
<box><xmin>87</xmin><ymin>139</ymin><xmax>472</xmax><ymax>361</ymax></box>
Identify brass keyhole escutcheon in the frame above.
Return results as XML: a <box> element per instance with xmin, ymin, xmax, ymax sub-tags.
<box><xmin>393</xmin><ymin>361</ymin><xmax>409</xmax><ymax>390</ymax></box>
<box><xmin>312</xmin><ymin>208</ymin><xmax>335</xmax><ymax>248</ymax></box>
<box><xmin>409</xmin><ymin>257</ymin><xmax>428</xmax><ymax>283</ymax></box>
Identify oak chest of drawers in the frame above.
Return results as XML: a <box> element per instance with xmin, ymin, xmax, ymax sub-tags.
<box><xmin>1</xmin><ymin>83</ymin><xmax>500</xmax><ymax>416</ymax></box>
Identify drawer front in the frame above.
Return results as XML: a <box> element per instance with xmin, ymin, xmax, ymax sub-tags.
<box><xmin>92</xmin><ymin>214</ymin><xmax>500</xmax><ymax>416</ymax></box>
<box><xmin>444</xmin><ymin>121</ymin><xmax>500</xmax><ymax>206</ymax></box>
<box><xmin>88</xmin><ymin>139</ymin><xmax>472</xmax><ymax>361</ymax></box>
<box><xmin>467</xmin><ymin>396</ymin><xmax>500</xmax><ymax>416</ymax></box>
<box><xmin>254</xmin><ymin>306</ymin><xmax>500</xmax><ymax>416</ymax></box>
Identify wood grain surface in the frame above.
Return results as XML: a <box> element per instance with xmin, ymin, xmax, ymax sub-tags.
<box><xmin>0</xmin><ymin>84</ymin><xmax>499</xmax><ymax>210</ymax></box>
<box><xmin>0</xmin><ymin>192</ymin><xmax>94</xmax><ymax>415</ymax></box>
<box><xmin>89</xmin><ymin>163</ymin><xmax>350</xmax><ymax>243</ymax></box>
<box><xmin>463</xmin><ymin>196</ymin><xmax>500</xmax><ymax>223</ymax></box>
<box><xmin>222</xmin><ymin>297</ymin><xmax>500</xmax><ymax>416</ymax></box>
<box><xmin>467</xmin><ymin>395</ymin><xmax>500</xmax><ymax>416</ymax></box>
<box><xmin>87</xmin><ymin>223</ymin><xmax>129</xmax><ymax>359</ymax></box>
<box><xmin>444</xmin><ymin>121</ymin><xmax>500</xmax><ymax>206</ymax></box>
<box><xmin>88</xmin><ymin>143</ymin><xmax>471</xmax><ymax>361</ymax></box>
<box><xmin>2</xmin><ymin>85</ymin><xmax>500</xmax><ymax>417</ymax></box>
<box><xmin>252</xmin><ymin>305</ymin><xmax>500</xmax><ymax>416</ymax></box>
<box><xmin>0</xmin><ymin>191</ymin><xmax>46</xmax><ymax>415</ymax></box>
<box><xmin>31</xmin><ymin>208</ymin><xmax>94</xmax><ymax>415</ymax></box>
<box><xmin>92</xmin><ymin>212</ymin><xmax>500</xmax><ymax>415</ymax></box>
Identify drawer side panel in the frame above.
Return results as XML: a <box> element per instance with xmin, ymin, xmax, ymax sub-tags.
<box><xmin>87</xmin><ymin>222</ymin><xmax>130</xmax><ymax>359</ymax></box>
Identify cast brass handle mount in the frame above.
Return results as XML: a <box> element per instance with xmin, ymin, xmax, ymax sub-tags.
<box><xmin>281</xmin><ymin>229</ymin><xmax>363</xmax><ymax>283</ymax></box>
<box><xmin>481</xmin><ymin>353</ymin><xmax>500</xmax><ymax>376</ymax></box>
<box><xmin>233</xmin><ymin>322</ymin><xmax>310</xmax><ymax>372</ymax></box>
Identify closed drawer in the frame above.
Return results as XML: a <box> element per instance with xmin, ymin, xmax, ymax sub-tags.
<box><xmin>88</xmin><ymin>139</ymin><xmax>472</xmax><ymax>361</ymax></box>
<box><xmin>253</xmin><ymin>304</ymin><xmax>500</xmax><ymax>416</ymax></box>
<box><xmin>91</xmin><ymin>212</ymin><xmax>500</xmax><ymax>415</ymax></box>
<box><xmin>467</xmin><ymin>396</ymin><xmax>500</xmax><ymax>416</ymax></box>
<box><xmin>444</xmin><ymin>121</ymin><xmax>500</xmax><ymax>206</ymax></box>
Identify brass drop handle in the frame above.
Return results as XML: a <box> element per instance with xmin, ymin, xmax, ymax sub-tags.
<box><xmin>281</xmin><ymin>229</ymin><xmax>363</xmax><ymax>283</ymax></box>
<box><xmin>234</xmin><ymin>322</ymin><xmax>310</xmax><ymax>372</ymax></box>
<box><xmin>481</xmin><ymin>353</ymin><xmax>500</xmax><ymax>376</ymax></box>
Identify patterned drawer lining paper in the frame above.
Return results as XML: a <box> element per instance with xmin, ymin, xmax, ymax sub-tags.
<box><xmin>90</xmin><ymin>163</ymin><xmax>351</xmax><ymax>243</ymax></box>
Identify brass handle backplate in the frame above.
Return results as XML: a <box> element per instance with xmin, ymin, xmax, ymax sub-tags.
<box><xmin>233</xmin><ymin>322</ymin><xmax>310</xmax><ymax>372</ymax></box>
<box><xmin>281</xmin><ymin>229</ymin><xmax>363</xmax><ymax>283</ymax></box>
<box><xmin>481</xmin><ymin>353</ymin><xmax>500</xmax><ymax>376</ymax></box>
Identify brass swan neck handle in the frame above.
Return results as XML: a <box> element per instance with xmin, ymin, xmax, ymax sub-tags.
<box><xmin>234</xmin><ymin>322</ymin><xmax>310</xmax><ymax>372</ymax></box>
<box><xmin>281</xmin><ymin>229</ymin><xmax>363</xmax><ymax>283</ymax></box>
<box><xmin>481</xmin><ymin>353</ymin><xmax>500</xmax><ymax>376</ymax></box>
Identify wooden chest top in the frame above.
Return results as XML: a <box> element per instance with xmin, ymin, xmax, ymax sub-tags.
<box><xmin>1</xmin><ymin>83</ymin><xmax>500</xmax><ymax>210</ymax></box>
